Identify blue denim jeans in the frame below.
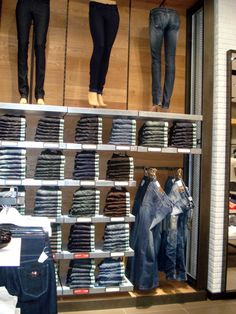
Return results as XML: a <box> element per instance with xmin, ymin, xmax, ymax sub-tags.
<box><xmin>149</xmin><ymin>8</ymin><xmax>180</xmax><ymax>108</ymax></box>
<box><xmin>126</xmin><ymin>179</ymin><xmax>173</xmax><ymax>290</ymax></box>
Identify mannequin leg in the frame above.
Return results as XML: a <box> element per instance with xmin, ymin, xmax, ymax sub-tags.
<box><xmin>88</xmin><ymin>92</ymin><xmax>99</xmax><ymax>107</ymax></box>
<box><xmin>16</xmin><ymin>0</ymin><xmax>32</xmax><ymax>101</ymax></box>
<box><xmin>97</xmin><ymin>94</ymin><xmax>107</xmax><ymax>108</ymax></box>
<box><xmin>19</xmin><ymin>97</ymin><xmax>28</xmax><ymax>105</ymax></box>
<box><xmin>33</xmin><ymin>0</ymin><xmax>50</xmax><ymax>102</ymax></box>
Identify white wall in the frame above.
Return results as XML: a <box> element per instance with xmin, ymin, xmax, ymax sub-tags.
<box><xmin>208</xmin><ymin>0</ymin><xmax>236</xmax><ymax>293</ymax></box>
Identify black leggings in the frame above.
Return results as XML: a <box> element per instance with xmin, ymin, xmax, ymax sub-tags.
<box><xmin>16</xmin><ymin>0</ymin><xmax>50</xmax><ymax>99</ymax></box>
<box><xmin>89</xmin><ymin>1</ymin><xmax>120</xmax><ymax>94</ymax></box>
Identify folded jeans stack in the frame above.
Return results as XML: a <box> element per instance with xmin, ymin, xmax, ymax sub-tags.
<box><xmin>73</xmin><ymin>150</ymin><xmax>99</xmax><ymax>180</ymax></box>
<box><xmin>0</xmin><ymin>148</ymin><xmax>26</xmax><ymax>179</ymax></box>
<box><xmin>75</xmin><ymin>116</ymin><xmax>102</xmax><ymax>144</ymax></box>
<box><xmin>0</xmin><ymin>114</ymin><xmax>26</xmax><ymax>141</ymax></box>
<box><xmin>34</xmin><ymin>149</ymin><xmax>65</xmax><ymax>180</ymax></box>
<box><xmin>109</xmin><ymin>118</ymin><xmax>136</xmax><ymax>145</ymax></box>
<box><xmin>67</xmin><ymin>223</ymin><xmax>95</xmax><ymax>252</ymax></box>
<box><xmin>69</xmin><ymin>188</ymin><xmax>100</xmax><ymax>217</ymax></box>
<box><xmin>66</xmin><ymin>259</ymin><xmax>96</xmax><ymax>289</ymax></box>
<box><xmin>50</xmin><ymin>224</ymin><xmax>62</xmax><ymax>254</ymax></box>
<box><xmin>34</xmin><ymin>186</ymin><xmax>62</xmax><ymax>217</ymax></box>
<box><xmin>96</xmin><ymin>258</ymin><xmax>125</xmax><ymax>287</ymax></box>
<box><xmin>106</xmin><ymin>153</ymin><xmax>134</xmax><ymax>181</ymax></box>
<box><xmin>138</xmin><ymin>121</ymin><xmax>169</xmax><ymax>147</ymax></box>
<box><xmin>103</xmin><ymin>223</ymin><xmax>130</xmax><ymax>252</ymax></box>
<box><xmin>169</xmin><ymin>122</ymin><xmax>197</xmax><ymax>148</ymax></box>
<box><xmin>35</xmin><ymin>117</ymin><xmax>64</xmax><ymax>142</ymax></box>
<box><xmin>103</xmin><ymin>187</ymin><xmax>130</xmax><ymax>217</ymax></box>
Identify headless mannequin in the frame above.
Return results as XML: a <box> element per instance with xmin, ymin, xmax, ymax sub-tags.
<box><xmin>88</xmin><ymin>0</ymin><xmax>118</xmax><ymax>108</ymax></box>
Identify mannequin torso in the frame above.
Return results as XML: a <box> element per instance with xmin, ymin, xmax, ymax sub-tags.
<box><xmin>91</xmin><ymin>0</ymin><xmax>117</xmax><ymax>4</ymax></box>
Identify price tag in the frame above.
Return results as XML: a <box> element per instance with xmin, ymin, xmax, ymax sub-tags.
<box><xmin>62</xmin><ymin>179</ymin><xmax>74</xmax><ymax>186</ymax></box>
<box><xmin>6</xmin><ymin>180</ymin><xmax>22</xmax><ymax>185</ymax></box>
<box><xmin>59</xmin><ymin>143</ymin><xmax>67</xmax><ymax>149</ymax></box>
<box><xmin>76</xmin><ymin>218</ymin><xmax>92</xmax><ymax>223</ymax></box>
<box><xmin>148</xmin><ymin>147</ymin><xmax>162</xmax><ymax>152</ymax></box>
<box><xmin>111</xmin><ymin>217</ymin><xmax>124</xmax><ymax>222</ymax></box>
<box><xmin>80</xmin><ymin>180</ymin><xmax>96</xmax><ymax>186</ymax></box>
<box><xmin>67</xmin><ymin>143</ymin><xmax>81</xmax><ymax>149</ymax></box>
<box><xmin>115</xmin><ymin>181</ymin><xmax>128</xmax><ymax>186</ymax></box>
<box><xmin>82</xmin><ymin>144</ymin><xmax>97</xmax><ymax>150</ymax></box>
<box><xmin>74</xmin><ymin>253</ymin><xmax>90</xmax><ymax>259</ymax></box>
<box><xmin>106</xmin><ymin>287</ymin><xmax>119</xmax><ymax>293</ymax></box>
<box><xmin>138</xmin><ymin>146</ymin><xmax>148</xmax><ymax>152</ymax></box>
<box><xmin>42</xmin><ymin>180</ymin><xmax>58</xmax><ymax>186</ymax></box>
<box><xmin>116</xmin><ymin>146</ymin><xmax>130</xmax><ymax>151</ymax></box>
<box><xmin>43</xmin><ymin>143</ymin><xmax>59</xmax><ymax>148</ymax></box>
<box><xmin>73</xmin><ymin>289</ymin><xmax>89</xmax><ymax>295</ymax></box>
<box><xmin>178</xmin><ymin>148</ymin><xmax>191</xmax><ymax>153</ymax></box>
<box><xmin>1</xmin><ymin>141</ymin><xmax>17</xmax><ymax>147</ymax></box>
<box><xmin>111</xmin><ymin>252</ymin><xmax>124</xmax><ymax>257</ymax></box>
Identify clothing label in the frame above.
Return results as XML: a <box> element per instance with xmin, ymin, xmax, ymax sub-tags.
<box><xmin>38</xmin><ymin>251</ymin><xmax>48</xmax><ymax>263</ymax></box>
<box><xmin>73</xmin><ymin>289</ymin><xmax>89</xmax><ymax>295</ymax></box>
<box><xmin>170</xmin><ymin>216</ymin><xmax>178</xmax><ymax>230</ymax></box>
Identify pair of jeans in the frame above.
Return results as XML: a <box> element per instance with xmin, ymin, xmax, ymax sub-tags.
<box><xmin>106</xmin><ymin>153</ymin><xmax>134</xmax><ymax>181</ymax></box>
<box><xmin>49</xmin><ymin>224</ymin><xmax>62</xmax><ymax>253</ymax></box>
<box><xmin>67</xmin><ymin>224</ymin><xmax>95</xmax><ymax>252</ymax></box>
<box><xmin>35</xmin><ymin>117</ymin><xmax>64</xmax><ymax>142</ymax></box>
<box><xmin>96</xmin><ymin>258</ymin><xmax>125</xmax><ymax>287</ymax></box>
<box><xmin>159</xmin><ymin>177</ymin><xmax>194</xmax><ymax>281</ymax></box>
<box><xmin>73</xmin><ymin>151</ymin><xmax>99</xmax><ymax>180</ymax></box>
<box><xmin>34</xmin><ymin>186</ymin><xmax>62</xmax><ymax>217</ymax></box>
<box><xmin>103</xmin><ymin>223</ymin><xmax>130</xmax><ymax>252</ymax></box>
<box><xmin>104</xmin><ymin>187</ymin><xmax>130</xmax><ymax>216</ymax></box>
<box><xmin>75</xmin><ymin>116</ymin><xmax>103</xmax><ymax>144</ymax></box>
<box><xmin>109</xmin><ymin>119</ymin><xmax>136</xmax><ymax>145</ymax></box>
<box><xmin>69</xmin><ymin>188</ymin><xmax>100</xmax><ymax>217</ymax></box>
<box><xmin>126</xmin><ymin>178</ymin><xmax>173</xmax><ymax>290</ymax></box>
<box><xmin>89</xmin><ymin>1</ymin><xmax>119</xmax><ymax>94</ymax></box>
<box><xmin>138</xmin><ymin>122</ymin><xmax>169</xmax><ymax>147</ymax></box>
<box><xmin>66</xmin><ymin>259</ymin><xmax>96</xmax><ymax>288</ymax></box>
<box><xmin>149</xmin><ymin>7</ymin><xmax>180</xmax><ymax>108</ymax></box>
<box><xmin>0</xmin><ymin>225</ymin><xmax>57</xmax><ymax>314</ymax></box>
<box><xmin>16</xmin><ymin>0</ymin><xmax>50</xmax><ymax>99</ymax></box>
<box><xmin>0</xmin><ymin>148</ymin><xmax>26</xmax><ymax>179</ymax></box>
<box><xmin>0</xmin><ymin>115</ymin><xmax>26</xmax><ymax>141</ymax></box>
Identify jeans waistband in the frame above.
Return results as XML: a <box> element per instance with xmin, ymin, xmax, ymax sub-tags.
<box><xmin>150</xmin><ymin>7</ymin><xmax>177</xmax><ymax>16</ymax></box>
<box><xmin>90</xmin><ymin>1</ymin><xmax>117</xmax><ymax>9</ymax></box>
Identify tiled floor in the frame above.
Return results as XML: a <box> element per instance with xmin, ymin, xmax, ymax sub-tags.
<box><xmin>59</xmin><ymin>299</ymin><xmax>236</xmax><ymax>314</ymax></box>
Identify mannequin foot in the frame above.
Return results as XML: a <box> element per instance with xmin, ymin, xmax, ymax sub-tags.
<box><xmin>151</xmin><ymin>104</ymin><xmax>161</xmax><ymax>112</ymax></box>
<box><xmin>37</xmin><ymin>98</ymin><xmax>45</xmax><ymax>105</ymax></box>
<box><xmin>160</xmin><ymin>107</ymin><xmax>169</xmax><ymax>112</ymax></box>
<box><xmin>19</xmin><ymin>97</ymin><xmax>28</xmax><ymax>104</ymax></box>
<box><xmin>97</xmin><ymin>94</ymin><xmax>107</xmax><ymax>108</ymax></box>
<box><xmin>88</xmin><ymin>92</ymin><xmax>99</xmax><ymax>107</ymax></box>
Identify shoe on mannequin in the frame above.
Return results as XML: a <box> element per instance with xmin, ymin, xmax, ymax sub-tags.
<box><xmin>88</xmin><ymin>92</ymin><xmax>99</xmax><ymax>107</ymax></box>
<box><xmin>97</xmin><ymin>94</ymin><xmax>107</xmax><ymax>108</ymax></box>
<box><xmin>37</xmin><ymin>98</ymin><xmax>45</xmax><ymax>105</ymax></box>
<box><xmin>19</xmin><ymin>97</ymin><xmax>28</xmax><ymax>104</ymax></box>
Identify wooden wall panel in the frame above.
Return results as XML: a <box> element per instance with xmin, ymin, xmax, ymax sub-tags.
<box><xmin>128</xmin><ymin>0</ymin><xmax>196</xmax><ymax>112</ymax></box>
<box><xmin>65</xmin><ymin>0</ymin><xmax>129</xmax><ymax>109</ymax></box>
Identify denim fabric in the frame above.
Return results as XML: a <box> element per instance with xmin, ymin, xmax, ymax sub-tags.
<box><xmin>96</xmin><ymin>258</ymin><xmax>124</xmax><ymax>286</ymax></box>
<box><xmin>109</xmin><ymin>118</ymin><xmax>136</xmax><ymax>145</ymax></box>
<box><xmin>149</xmin><ymin>8</ymin><xmax>180</xmax><ymax>107</ymax></box>
<box><xmin>126</xmin><ymin>179</ymin><xmax>173</xmax><ymax>290</ymax></box>
<box><xmin>0</xmin><ymin>115</ymin><xmax>26</xmax><ymax>141</ymax></box>
<box><xmin>0</xmin><ymin>225</ymin><xmax>57</xmax><ymax>314</ymax></box>
<box><xmin>66</xmin><ymin>259</ymin><xmax>96</xmax><ymax>288</ymax></box>
<box><xmin>75</xmin><ymin>116</ymin><xmax>103</xmax><ymax>144</ymax></box>
<box><xmin>89</xmin><ymin>1</ymin><xmax>119</xmax><ymax>94</ymax></box>
<box><xmin>16</xmin><ymin>0</ymin><xmax>50</xmax><ymax>99</ymax></box>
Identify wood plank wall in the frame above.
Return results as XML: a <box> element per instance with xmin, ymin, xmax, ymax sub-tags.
<box><xmin>0</xmin><ymin>0</ymin><xmax>196</xmax><ymax>110</ymax></box>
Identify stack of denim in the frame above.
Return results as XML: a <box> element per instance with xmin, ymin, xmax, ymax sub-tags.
<box><xmin>34</xmin><ymin>186</ymin><xmax>62</xmax><ymax>217</ymax></box>
<box><xmin>138</xmin><ymin>121</ymin><xmax>169</xmax><ymax>147</ymax></box>
<box><xmin>96</xmin><ymin>258</ymin><xmax>125</xmax><ymax>287</ymax></box>
<box><xmin>66</xmin><ymin>259</ymin><xmax>96</xmax><ymax>288</ymax></box>
<box><xmin>34</xmin><ymin>149</ymin><xmax>65</xmax><ymax>180</ymax></box>
<box><xmin>35</xmin><ymin>117</ymin><xmax>64</xmax><ymax>142</ymax></box>
<box><xmin>67</xmin><ymin>223</ymin><xmax>95</xmax><ymax>252</ymax></box>
<box><xmin>103</xmin><ymin>223</ymin><xmax>130</xmax><ymax>252</ymax></box>
<box><xmin>106</xmin><ymin>153</ymin><xmax>134</xmax><ymax>181</ymax></box>
<box><xmin>103</xmin><ymin>187</ymin><xmax>130</xmax><ymax>217</ymax></box>
<box><xmin>50</xmin><ymin>224</ymin><xmax>62</xmax><ymax>254</ymax></box>
<box><xmin>109</xmin><ymin>118</ymin><xmax>136</xmax><ymax>145</ymax></box>
<box><xmin>169</xmin><ymin>122</ymin><xmax>197</xmax><ymax>148</ymax></box>
<box><xmin>16</xmin><ymin>187</ymin><xmax>26</xmax><ymax>215</ymax></box>
<box><xmin>0</xmin><ymin>114</ymin><xmax>26</xmax><ymax>141</ymax></box>
<box><xmin>73</xmin><ymin>150</ymin><xmax>99</xmax><ymax>180</ymax></box>
<box><xmin>69</xmin><ymin>188</ymin><xmax>100</xmax><ymax>217</ymax></box>
<box><xmin>0</xmin><ymin>148</ymin><xmax>26</xmax><ymax>179</ymax></box>
<box><xmin>75</xmin><ymin>116</ymin><xmax>102</xmax><ymax>144</ymax></box>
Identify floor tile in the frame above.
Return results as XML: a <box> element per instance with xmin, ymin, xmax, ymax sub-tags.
<box><xmin>124</xmin><ymin>303</ymin><xmax>183</xmax><ymax>314</ymax></box>
<box><xmin>182</xmin><ymin>303</ymin><xmax>236</xmax><ymax>314</ymax></box>
<box><xmin>182</xmin><ymin>299</ymin><xmax>235</xmax><ymax>310</ymax></box>
<box><xmin>59</xmin><ymin>310</ymin><xmax>125</xmax><ymax>314</ymax></box>
<box><xmin>124</xmin><ymin>309</ymin><xmax>187</xmax><ymax>314</ymax></box>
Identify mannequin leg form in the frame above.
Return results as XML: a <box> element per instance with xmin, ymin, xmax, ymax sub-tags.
<box><xmin>88</xmin><ymin>92</ymin><xmax>100</xmax><ymax>107</ymax></box>
<box><xmin>97</xmin><ymin>94</ymin><xmax>107</xmax><ymax>107</ymax></box>
<box><xmin>19</xmin><ymin>97</ymin><xmax>28</xmax><ymax>104</ymax></box>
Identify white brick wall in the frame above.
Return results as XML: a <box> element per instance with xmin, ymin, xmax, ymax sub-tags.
<box><xmin>208</xmin><ymin>0</ymin><xmax>236</xmax><ymax>293</ymax></box>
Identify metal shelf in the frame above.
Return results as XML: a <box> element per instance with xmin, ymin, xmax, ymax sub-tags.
<box><xmin>54</xmin><ymin>248</ymin><xmax>134</xmax><ymax>260</ymax></box>
<box><xmin>138</xmin><ymin>110</ymin><xmax>203</xmax><ymax>121</ymax></box>
<box><xmin>0</xmin><ymin>179</ymin><xmax>136</xmax><ymax>187</ymax></box>
<box><xmin>62</xmin><ymin>214</ymin><xmax>135</xmax><ymax>223</ymax></box>
<box><xmin>0</xmin><ymin>103</ymin><xmax>67</xmax><ymax>116</ymax></box>
<box><xmin>57</xmin><ymin>277</ymin><xmax>133</xmax><ymax>296</ymax></box>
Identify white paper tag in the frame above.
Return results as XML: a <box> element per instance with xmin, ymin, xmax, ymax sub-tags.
<box><xmin>177</xmin><ymin>180</ymin><xmax>183</xmax><ymax>187</ymax></box>
<box><xmin>38</xmin><ymin>251</ymin><xmax>48</xmax><ymax>263</ymax></box>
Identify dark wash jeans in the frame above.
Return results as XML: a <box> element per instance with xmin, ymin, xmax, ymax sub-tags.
<box><xmin>89</xmin><ymin>1</ymin><xmax>120</xmax><ymax>94</ymax></box>
<box><xmin>16</xmin><ymin>0</ymin><xmax>50</xmax><ymax>99</ymax></box>
<box><xmin>149</xmin><ymin>8</ymin><xmax>180</xmax><ymax>108</ymax></box>
<box><xmin>0</xmin><ymin>226</ymin><xmax>57</xmax><ymax>314</ymax></box>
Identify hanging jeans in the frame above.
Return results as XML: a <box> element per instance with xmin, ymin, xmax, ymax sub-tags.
<box><xmin>16</xmin><ymin>0</ymin><xmax>50</xmax><ymax>100</ymax></box>
<box><xmin>89</xmin><ymin>1</ymin><xmax>120</xmax><ymax>94</ymax></box>
<box><xmin>149</xmin><ymin>7</ymin><xmax>180</xmax><ymax>108</ymax></box>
